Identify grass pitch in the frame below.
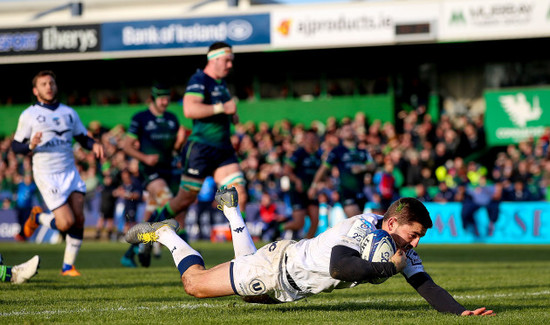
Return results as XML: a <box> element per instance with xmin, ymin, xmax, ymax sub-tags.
<box><xmin>1</xmin><ymin>241</ymin><xmax>549</xmax><ymax>324</ymax></box>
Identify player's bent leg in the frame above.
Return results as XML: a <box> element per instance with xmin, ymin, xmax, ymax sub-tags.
<box><xmin>52</xmin><ymin>204</ymin><xmax>76</xmax><ymax>232</ymax></box>
<box><xmin>343</xmin><ymin>204</ymin><xmax>362</xmax><ymax>218</ymax></box>
<box><xmin>215</xmin><ymin>167</ymin><xmax>247</xmax><ymax>207</ymax></box>
<box><xmin>59</xmin><ymin>192</ymin><xmax>85</xmax><ymax>276</ymax></box>
<box><xmin>304</xmin><ymin>204</ymin><xmax>320</xmax><ymax>239</ymax></box>
<box><xmin>182</xmin><ymin>262</ymin><xmax>235</xmax><ymax>298</ymax></box>
<box><xmin>23</xmin><ymin>206</ymin><xmax>43</xmax><ymax>238</ymax></box>
<box><xmin>215</xmin><ymin>187</ymin><xmax>256</xmax><ymax>257</ymax></box>
<box><xmin>284</xmin><ymin>209</ymin><xmax>306</xmax><ymax>231</ymax></box>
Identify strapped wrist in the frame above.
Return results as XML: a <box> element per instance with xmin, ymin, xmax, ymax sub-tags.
<box><xmin>213</xmin><ymin>103</ymin><xmax>224</xmax><ymax>114</ymax></box>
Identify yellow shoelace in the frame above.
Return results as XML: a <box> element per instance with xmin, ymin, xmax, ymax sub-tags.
<box><xmin>138</xmin><ymin>232</ymin><xmax>159</xmax><ymax>244</ymax></box>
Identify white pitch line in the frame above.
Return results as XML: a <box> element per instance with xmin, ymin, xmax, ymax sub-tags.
<box><xmin>1</xmin><ymin>291</ymin><xmax>549</xmax><ymax>318</ymax></box>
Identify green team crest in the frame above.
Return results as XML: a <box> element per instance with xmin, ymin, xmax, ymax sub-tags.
<box><xmin>484</xmin><ymin>88</ymin><xmax>549</xmax><ymax>146</ymax></box>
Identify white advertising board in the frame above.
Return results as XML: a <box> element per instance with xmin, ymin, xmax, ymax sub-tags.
<box><xmin>271</xmin><ymin>2</ymin><xmax>439</xmax><ymax>49</ymax></box>
<box><xmin>440</xmin><ymin>0</ymin><xmax>550</xmax><ymax>41</ymax></box>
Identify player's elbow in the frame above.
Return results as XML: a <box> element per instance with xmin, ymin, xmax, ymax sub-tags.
<box><xmin>183</xmin><ymin>108</ymin><xmax>193</xmax><ymax>119</ymax></box>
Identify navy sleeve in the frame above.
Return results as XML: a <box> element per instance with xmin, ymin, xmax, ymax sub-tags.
<box><xmin>11</xmin><ymin>139</ymin><xmax>31</xmax><ymax>155</ymax></box>
<box><xmin>74</xmin><ymin>134</ymin><xmax>95</xmax><ymax>150</ymax></box>
<box><xmin>406</xmin><ymin>272</ymin><xmax>467</xmax><ymax>315</ymax></box>
<box><xmin>329</xmin><ymin>245</ymin><xmax>397</xmax><ymax>282</ymax></box>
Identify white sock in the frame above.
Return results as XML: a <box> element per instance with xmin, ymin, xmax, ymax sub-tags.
<box><xmin>38</xmin><ymin>213</ymin><xmax>56</xmax><ymax>229</ymax></box>
<box><xmin>223</xmin><ymin>205</ymin><xmax>256</xmax><ymax>257</ymax></box>
<box><xmin>156</xmin><ymin>226</ymin><xmax>202</xmax><ymax>272</ymax></box>
<box><xmin>63</xmin><ymin>234</ymin><xmax>82</xmax><ymax>266</ymax></box>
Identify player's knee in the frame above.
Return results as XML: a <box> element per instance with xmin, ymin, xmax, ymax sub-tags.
<box><xmin>56</xmin><ymin>219</ymin><xmax>72</xmax><ymax>232</ymax></box>
<box><xmin>182</xmin><ymin>275</ymin><xmax>205</xmax><ymax>298</ymax></box>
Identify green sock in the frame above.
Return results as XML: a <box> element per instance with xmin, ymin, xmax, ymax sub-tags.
<box><xmin>0</xmin><ymin>265</ymin><xmax>12</xmax><ymax>282</ymax></box>
<box><xmin>165</xmin><ymin>203</ymin><xmax>175</xmax><ymax>217</ymax></box>
<box><xmin>155</xmin><ymin>203</ymin><xmax>176</xmax><ymax>221</ymax></box>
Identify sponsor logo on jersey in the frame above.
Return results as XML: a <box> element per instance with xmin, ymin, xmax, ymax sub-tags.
<box><xmin>187</xmin><ymin>168</ymin><xmax>199</xmax><ymax>175</ymax></box>
<box><xmin>249</xmin><ymin>279</ymin><xmax>266</xmax><ymax>294</ymax></box>
<box><xmin>43</xmin><ymin>138</ymin><xmax>72</xmax><ymax>147</ymax></box>
<box><xmin>37</xmin><ymin>115</ymin><xmax>46</xmax><ymax>123</ymax></box>
<box><xmin>233</xmin><ymin>226</ymin><xmax>245</xmax><ymax>233</ymax></box>
<box><xmin>406</xmin><ymin>249</ymin><xmax>423</xmax><ymax>266</ymax></box>
<box><xmin>145</xmin><ymin>121</ymin><xmax>157</xmax><ymax>131</ymax></box>
<box><xmin>51</xmin><ymin>129</ymin><xmax>71</xmax><ymax>137</ymax></box>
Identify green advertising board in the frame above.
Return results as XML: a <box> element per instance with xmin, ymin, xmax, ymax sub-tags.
<box><xmin>0</xmin><ymin>95</ymin><xmax>394</xmax><ymax>136</ymax></box>
<box><xmin>484</xmin><ymin>88</ymin><xmax>550</xmax><ymax>146</ymax></box>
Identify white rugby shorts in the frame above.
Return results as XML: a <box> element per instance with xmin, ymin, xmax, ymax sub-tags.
<box><xmin>230</xmin><ymin>240</ymin><xmax>307</xmax><ymax>303</ymax></box>
<box><xmin>33</xmin><ymin>165</ymin><xmax>86</xmax><ymax>210</ymax></box>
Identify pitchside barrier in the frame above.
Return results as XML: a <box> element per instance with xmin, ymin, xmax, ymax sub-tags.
<box><xmin>421</xmin><ymin>202</ymin><xmax>549</xmax><ymax>244</ymax></box>
<box><xmin>1</xmin><ymin>201</ymin><xmax>548</xmax><ymax>243</ymax></box>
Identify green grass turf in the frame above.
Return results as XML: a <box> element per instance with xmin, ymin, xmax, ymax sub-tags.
<box><xmin>1</xmin><ymin>241</ymin><xmax>549</xmax><ymax>324</ymax></box>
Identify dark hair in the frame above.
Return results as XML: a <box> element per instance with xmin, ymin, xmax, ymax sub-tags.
<box><xmin>32</xmin><ymin>70</ymin><xmax>56</xmax><ymax>87</ymax></box>
<box><xmin>208</xmin><ymin>42</ymin><xmax>231</xmax><ymax>53</ymax></box>
<box><xmin>151</xmin><ymin>82</ymin><xmax>171</xmax><ymax>99</ymax></box>
<box><xmin>383</xmin><ymin>197</ymin><xmax>433</xmax><ymax>229</ymax></box>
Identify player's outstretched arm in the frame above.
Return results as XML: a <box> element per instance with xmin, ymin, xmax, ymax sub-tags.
<box><xmin>406</xmin><ymin>272</ymin><xmax>494</xmax><ymax>315</ymax></box>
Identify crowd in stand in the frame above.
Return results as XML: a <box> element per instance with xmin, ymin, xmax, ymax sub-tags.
<box><xmin>1</xmin><ymin>108</ymin><xmax>550</xmax><ymax>241</ymax></box>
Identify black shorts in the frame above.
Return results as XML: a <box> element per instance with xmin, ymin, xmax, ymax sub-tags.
<box><xmin>340</xmin><ymin>189</ymin><xmax>366</xmax><ymax>208</ymax></box>
<box><xmin>124</xmin><ymin>206</ymin><xmax>138</xmax><ymax>222</ymax></box>
<box><xmin>141</xmin><ymin>167</ymin><xmax>175</xmax><ymax>189</ymax></box>
<box><xmin>180</xmin><ymin>141</ymin><xmax>239</xmax><ymax>179</ymax></box>
<box><xmin>289</xmin><ymin>190</ymin><xmax>318</xmax><ymax>211</ymax></box>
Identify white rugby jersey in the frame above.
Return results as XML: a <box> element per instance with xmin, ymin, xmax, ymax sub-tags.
<box><xmin>13</xmin><ymin>103</ymin><xmax>88</xmax><ymax>174</ymax></box>
<box><xmin>284</xmin><ymin>213</ymin><xmax>425</xmax><ymax>297</ymax></box>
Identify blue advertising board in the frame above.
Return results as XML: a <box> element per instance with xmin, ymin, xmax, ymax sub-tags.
<box><xmin>101</xmin><ymin>14</ymin><xmax>270</xmax><ymax>51</ymax></box>
<box><xmin>423</xmin><ymin>202</ymin><xmax>549</xmax><ymax>244</ymax></box>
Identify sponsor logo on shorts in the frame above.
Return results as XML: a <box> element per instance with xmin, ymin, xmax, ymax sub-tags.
<box><xmin>249</xmin><ymin>279</ymin><xmax>266</xmax><ymax>294</ymax></box>
<box><xmin>187</xmin><ymin>168</ymin><xmax>199</xmax><ymax>175</ymax></box>
<box><xmin>268</xmin><ymin>241</ymin><xmax>278</xmax><ymax>252</ymax></box>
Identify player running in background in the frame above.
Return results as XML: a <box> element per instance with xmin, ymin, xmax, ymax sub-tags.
<box><xmin>0</xmin><ymin>254</ymin><xmax>40</xmax><ymax>284</ymax></box>
<box><xmin>282</xmin><ymin>129</ymin><xmax>322</xmax><ymax>238</ymax></box>
<box><xmin>126</xmin><ymin>187</ymin><xmax>493</xmax><ymax>316</ymax></box>
<box><xmin>309</xmin><ymin>122</ymin><xmax>374</xmax><ymax>218</ymax></box>
<box><xmin>11</xmin><ymin>70</ymin><xmax>104</xmax><ymax>276</ymax></box>
<box><xmin>119</xmin><ymin>83</ymin><xmax>186</xmax><ymax>267</ymax></box>
<box><xmin>150</xmin><ymin>42</ymin><xmax>248</xmax><ymax>242</ymax></box>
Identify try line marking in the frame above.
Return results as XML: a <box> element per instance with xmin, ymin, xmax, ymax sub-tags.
<box><xmin>2</xmin><ymin>290</ymin><xmax>549</xmax><ymax>317</ymax></box>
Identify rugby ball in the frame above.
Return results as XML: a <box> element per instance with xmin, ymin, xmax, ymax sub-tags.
<box><xmin>359</xmin><ymin>229</ymin><xmax>397</xmax><ymax>284</ymax></box>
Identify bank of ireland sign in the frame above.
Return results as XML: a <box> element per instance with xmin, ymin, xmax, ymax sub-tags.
<box><xmin>485</xmin><ymin>88</ymin><xmax>550</xmax><ymax>146</ymax></box>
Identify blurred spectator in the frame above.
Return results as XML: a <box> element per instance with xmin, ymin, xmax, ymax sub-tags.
<box><xmin>373</xmin><ymin>162</ymin><xmax>397</xmax><ymax>213</ymax></box>
<box><xmin>461</xmin><ymin>176</ymin><xmax>501</xmax><ymax>237</ymax></box>
<box><xmin>14</xmin><ymin>173</ymin><xmax>38</xmax><ymax>241</ymax></box>
<box><xmin>195</xmin><ymin>176</ymin><xmax>217</xmax><ymax>240</ymax></box>
<box><xmin>259</xmin><ymin>192</ymin><xmax>285</xmax><ymax>241</ymax></box>
<box><xmin>115</xmin><ymin>169</ymin><xmax>142</xmax><ymax>233</ymax></box>
<box><xmin>95</xmin><ymin>170</ymin><xmax>119</xmax><ymax>241</ymax></box>
<box><xmin>433</xmin><ymin>182</ymin><xmax>455</xmax><ymax>203</ymax></box>
<box><xmin>309</xmin><ymin>123</ymin><xmax>373</xmax><ymax>218</ymax></box>
<box><xmin>282</xmin><ymin>130</ymin><xmax>322</xmax><ymax>239</ymax></box>
<box><xmin>414</xmin><ymin>183</ymin><xmax>431</xmax><ymax>202</ymax></box>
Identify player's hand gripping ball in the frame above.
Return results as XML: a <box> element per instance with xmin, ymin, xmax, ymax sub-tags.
<box><xmin>360</xmin><ymin>229</ymin><xmax>397</xmax><ymax>284</ymax></box>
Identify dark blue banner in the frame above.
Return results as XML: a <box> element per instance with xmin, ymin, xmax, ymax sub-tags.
<box><xmin>101</xmin><ymin>14</ymin><xmax>270</xmax><ymax>51</ymax></box>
